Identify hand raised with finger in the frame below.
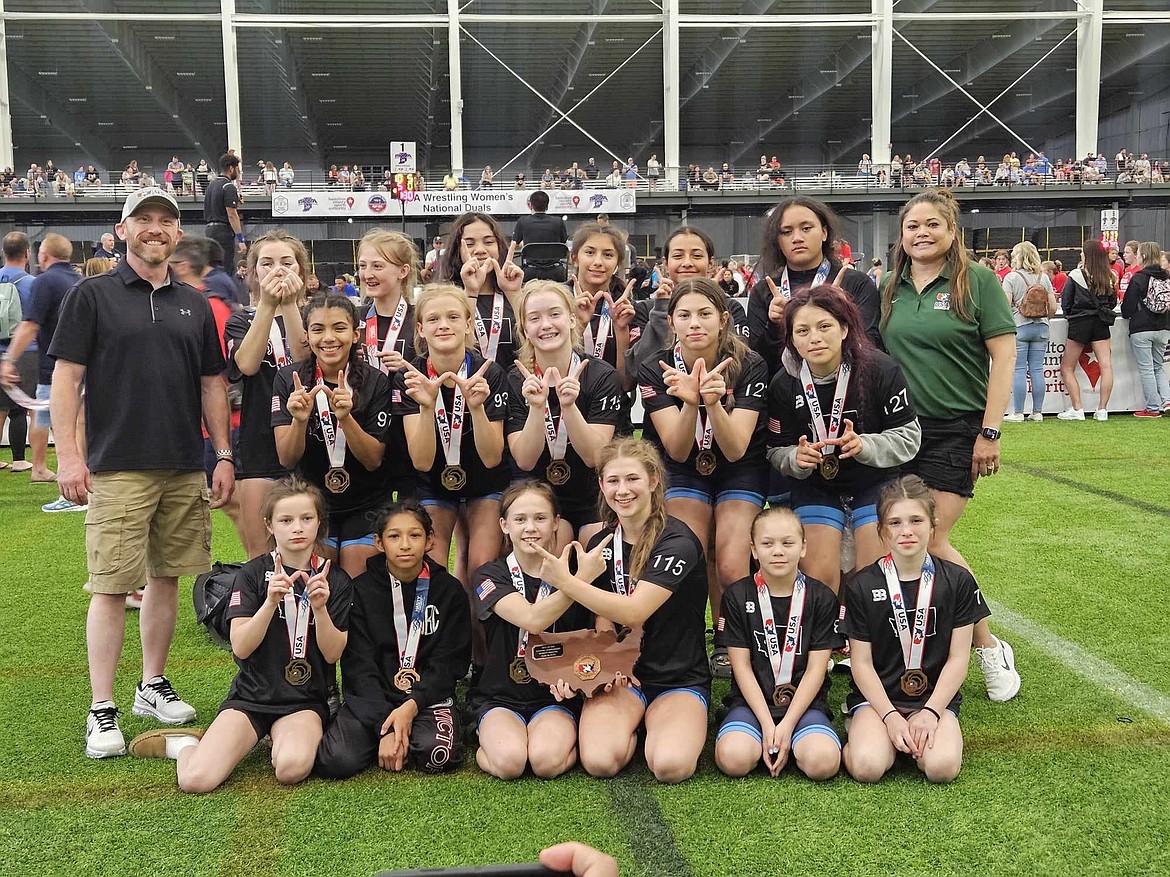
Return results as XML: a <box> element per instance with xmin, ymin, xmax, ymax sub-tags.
<box><xmin>655</xmin><ymin>276</ymin><xmax>674</xmax><ymax>300</ymax></box>
<box><xmin>460</xmin><ymin>257</ymin><xmax>491</xmax><ymax>295</ymax></box>
<box><xmin>329</xmin><ymin>368</ymin><xmax>354</xmax><ymax>421</ymax></box>
<box><xmin>794</xmin><ymin>435</ymin><xmax>824</xmax><ymax>470</ymax></box>
<box><xmin>555</xmin><ymin>358</ymin><xmax>588</xmax><ymax>408</ymax></box>
<box><xmin>766</xmin><ymin>276</ymin><xmax>787</xmax><ymax>324</ymax></box>
<box><xmin>573</xmin><ymin>279</ymin><xmax>597</xmax><ymax>329</ymax></box>
<box><xmin>835</xmin><ymin>418</ymin><xmax>863</xmax><ymax>459</ymax></box>
<box><xmin>494</xmin><ymin>241</ymin><xmax>525</xmax><ymax>295</ymax></box>
<box><xmin>286</xmin><ymin>371</ymin><xmax>314</xmax><ymax>423</ymax></box>
<box><xmin>306</xmin><ymin>558</ymin><xmax>333</xmax><ymax>610</ymax></box>
<box><xmin>612</xmin><ymin>280</ymin><xmax>637</xmax><ymax>330</ymax></box>
<box><xmin>457</xmin><ymin>360</ymin><xmax>492</xmax><ymax>410</ymax></box>
<box><xmin>573</xmin><ymin>532</ymin><xmax>613</xmax><ymax>584</ymax></box>
<box><xmin>516</xmin><ymin>361</ymin><xmax>550</xmax><ymax>409</ymax></box>
<box><xmin>663</xmin><ymin>356</ymin><xmax>702</xmax><ymax>406</ymax></box>
<box><xmin>266</xmin><ymin>552</ymin><xmax>293</xmax><ymax>607</ymax></box>
<box><xmin>699</xmin><ymin>356</ymin><xmax>730</xmax><ymax>406</ymax></box>
<box><xmin>403</xmin><ymin>361</ymin><xmax>447</xmax><ymax>410</ymax></box>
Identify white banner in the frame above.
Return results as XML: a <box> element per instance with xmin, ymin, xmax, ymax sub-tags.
<box><xmin>391</xmin><ymin>141</ymin><xmax>417</xmax><ymax>174</ymax></box>
<box><xmin>271</xmin><ymin>188</ymin><xmax>636</xmax><ymax>220</ymax></box>
<box><xmin>271</xmin><ymin>191</ymin><xmax>396</xmax><ymax>218</ymax></box>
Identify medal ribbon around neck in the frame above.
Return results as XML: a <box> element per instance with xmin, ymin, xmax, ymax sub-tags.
<box><xmin>778</xmin><ymin>258</ymin><xmax>832</xmax><ymax>301</ymax></box>
<box><xmin>313</xmin><ymin>367</ymin><xmax>348</xmax><ymax>470</ymax></box>
<box><xmin>536</xmin><ymin>352</ymin><xmax>579</xmax><ymax>463</ymax></box>
<box><xmin>673</xmin><ymin>342</ymin><xmax>713</xmax><ymax>454</ymax></box>
<box><xmin>506</xmin><ymin>552</ymin><xmax>552</xmax><ymax>657</ymax></box>
<box><xmin>364</xmin><ymin>299</ymin><xmax>409</xmax><ymax>373</ymax></box>
<box><xmin>753</xmin><ymin>571</ymin><xmax>807</xmax><ymax>688</ymax></box>
<box><xmin>473</xmin><ymin>291</ymin><xmax>504</xmax><ymax>362</ymax></box>
<box><xmin>389</xmin><ymin>563</ymin><xmax>432</xmax><ymax>671</ymax></box>
<box><xmin>799</xmin><ymin>359</ymin><xmax>851</xmax><ymax>461</ymax></box>
<box><xmin>583</xmin><ymin>297</ymin><xmax>612</xmax><ymax>360</ymax></box>
<box><xmin>274</xmin><ymin>551</ymin><xmax>324</xmax><ymax>664</ymax></box>
<box><xmin>268</xmin><ymin>314</ymin><xmax>290</xmax><ymax>369</ymax></box>
<box><xmin>430</xmin><ymin>354</ymin><xmax>470</xmax><ymax>469</ymax></box>
<box><xmin>880</xmin><ymin>553</ymin><xmax>936</xmax><ymax>673</ymax></box>
<box><xmin>611</xmin><ymin>524</ymin><xmax>635</xmax><ymax>597</ymax></box>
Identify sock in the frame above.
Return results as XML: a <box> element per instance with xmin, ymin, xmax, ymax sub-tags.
<box><xmin>91</xmin><ymin>700</ymin><xmax>115</xmax><ymax>711</ymax></box>
<box><xmin>165</xmin><ymin>735</ymin><xmax>200</xmax><ymax>760</ymax></box>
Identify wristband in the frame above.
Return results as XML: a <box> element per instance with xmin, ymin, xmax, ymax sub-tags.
<box><xmin>235</xmin><ymin>233</ymin><xmax>246</xmax><ymax>244</ymax></box>
<box><xmin>881</xmin><ymin>708</ymin><xmax>899</xmax><ymax>724</ymax></box>
<box><xmin>215</xmin><ymin>448</ymin><xmax>234</xmax><ymax>461</ymax></box>
<box><xmin>921</xmin><ymin>706</ymin><xmax>942</xmax><ymax>721</ymax></box>
<box><xmin>1</xmin><ymin>354</ymin><xmax>15</xmax><ymax>364</ymax></box>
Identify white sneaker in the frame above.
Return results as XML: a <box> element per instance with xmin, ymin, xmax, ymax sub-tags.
<box><xmin>43</xmin><ymin>496</ymin><xmax>88</xmax><ymax>513</ymax></box>
<box><xmin>1057</xmin><ymin>408</ymin><xmax>1085</xmax><ymax>421</ymax></box>
<box><xmin>975</xmin><ymin>636</ymin><xmax>1022</xmax><ymax>702</ymax></box>
<box><xmin>1003</xmin><ymin>413</ymin><xmax>1025</xmax><ymax>423</ymax></box>
<box><xmin>125</xmin><ymin>587</ymin><xmax>145</xmax><ymax>610</ymax></box>
<box><xmin>85</xmin><ymin>702</ymin><xmax>126</xmax><ymax>759</ymax></box>
<box><xmin>133</xmin><ymin>676</ymin><xmax>197</xmax><ymax>725</ymax></box>
<box><xmin>1093</xmin><ymin>409</ymin><xmax>1109</xmax><ymax>421</ymax></box>
<box><xmin>1028</xmin><ymin>412</ymin><xmax>1044</xmax><ymax>423</ymax></box>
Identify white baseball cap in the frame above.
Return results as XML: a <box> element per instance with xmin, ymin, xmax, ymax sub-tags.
<box><xmin>121</xmin><ymin>186</ymin><xmax>181</xmax><ymax>222</ymax></box>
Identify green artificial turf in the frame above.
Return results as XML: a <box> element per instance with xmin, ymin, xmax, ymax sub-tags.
<box><xmin>0</xmin><ymin>420</ymin><xmax>1166</xmax><ymax>877</ymax></box>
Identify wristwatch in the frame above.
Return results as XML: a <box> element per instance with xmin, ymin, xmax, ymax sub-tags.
<box><xmin>980</xmin><ymin>427</ymin><xmax>1001</xmax><ymax>441</ymax></box>
<box><xmin>215</xmin><ymin>448</ymin><xmax>234</xmax><ymax>462</ymax></box>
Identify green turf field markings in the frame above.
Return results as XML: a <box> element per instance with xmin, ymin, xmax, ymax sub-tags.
<box><xmin>1012</xmin><ymin>465</ymin><xmax>1170</xmax><ymax>518</ymax></box>
<box><xmin>606</xmin><ymin>772</ymin><xmax>692</xmax><ymax>877</ymax></box>
<box><xmin>988</xmin><ymin>599</ymin><xmax>1170</xmax><ymax>724</ymax></box>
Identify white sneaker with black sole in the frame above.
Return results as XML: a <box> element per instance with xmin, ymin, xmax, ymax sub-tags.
<box><xmin>975</xmin><ymin>636</ymin><xmax>1022</xmax><ymax>702</ymax></box>
<box><xmin>132</xmin><ymin>675</ymin><xmax>197</xmax><ymax>725</ymax></box>
<box><xmin>86</xmin><ymin>702</ymin><xmax>126</xmax><ymax>759</ymax></box>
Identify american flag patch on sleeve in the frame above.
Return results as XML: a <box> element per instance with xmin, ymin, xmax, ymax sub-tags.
<box><xmin>476</xmin><ymin>578</ymin><xmax>496</xmax><ymax>600</ymax></box>
<box><xmin>392</xmin><ymin>389</ymin><xmax>402</xmax><ymax>404</ymax></box>
<box><xmin>272</xmin><ymin>396</ymin><xmax>281</xmax><ymax>413</ymax></box>
<box><xmin>639</xmin><ymin>384</ymin><xmax>656</xmax><ymax>399</ymax></box>
<box><xmin>716</xmin><ymin>617</ymin><xmax>725</xmax><ymax>632</ymax></box>
<box><xmin>768</xmin><ymin>417</ymin><xmax>783</xmax><ymax>433</ymax></box>
<box><xmin>229</xmin><ymin>590</ymin><xmax>242</xmax><ymax>608</ymax></box>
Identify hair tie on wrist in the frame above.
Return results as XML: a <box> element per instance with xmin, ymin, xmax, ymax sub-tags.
<box><xmin>881</xmin><ymin>708</ymin><xmax>898</xmax><ymax>723</ymax></box>
<box><xmin>921</xmin><ymin>706</ymin><xmax>942</xmax><ymax>721</ymax></box>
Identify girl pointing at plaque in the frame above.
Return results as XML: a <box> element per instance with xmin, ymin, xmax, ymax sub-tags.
<box><xmin>839</xmin><ymin>476</ymin><xmax>989</xmax><ymax>783</ymax></box>
<box><xmin>316</xmin><ymin>501</ymin><xmax>470</xmax><ymax>777</ymax></box>
<box><xmin>508</xmin><ymin>281</ymin><xmax>624</xmax><ymax>547</ymax></box>
<box><xmin>469</xmin><ymin>482</ymin><xmax>600</xmax><ymax>779</ymax></box>
<box><xmin>271</xmin><ymin>294</ymin><xmax>397</xmax><ymax>578</ymax></box>
<box><xmin>766</xmin><ymin>285</ymin><xmax>920</xmax><ymax>594</ymax></box>
<box><xmin>531</xmin><ymin>438</ymin><xmax>710</xmax><ymax>784</ymax></box>
<box><xmin>128</xmin><ymin>478</ymin><xmax>352</xmax><ymax>792</ymax></box>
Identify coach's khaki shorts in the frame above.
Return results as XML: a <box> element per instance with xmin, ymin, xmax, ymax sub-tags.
<box><xmin>85</xmin><ymin>470</ymin><xmax>212</xmax><ymax>594</ymax></box>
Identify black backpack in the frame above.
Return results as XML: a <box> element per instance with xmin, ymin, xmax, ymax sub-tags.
<box><xmin>193</xmin><ymin>561</ymin><xmax>243</xmax><ymax>650</ymax></box>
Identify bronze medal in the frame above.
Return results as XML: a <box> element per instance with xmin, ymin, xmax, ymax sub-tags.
<box><xmin>695</xmin><ymin>449</ymin><xmax>717</xmax><ymax>476</ymax></box>
<box><xmin>546</xmin><ymin>459</ymin><xmax>571</xmax><ymax>486</ymax></box>
<box><xmin>440</xmin><ymin>464</ymin><xmax>467</xmax><ymax>492</ymax></box>
<box><xmin>284</xmin><ymin>658</ymin><xmax>312</xmax><ymax>686</ymax></box>
<box><xmin>324</xmin><ymin>466</ymin><xmax>350</xmax><ymax>494</ymax></box>
<box><xmin>818</xmin><ymin>454</ymin><xmax>840</xmax><ymax>480</ymax></box>
<box><xmin>900</xmin><ymin>669</ymin><xmax>929</xmax><ymax>697</ymax></box>
<box><xmin>772</xmin><ymin>684</ymin><xmax>797</xmax><ymax>709</ymax></box>
<box><xmin>393</xmin><ymin>667</ymin><xmax>421</xmax><ymax>693</ymax></box>
<box><xmin>509</xmin><ymin>657</ymin><xmax>532</xmax><ymax>685</ymax></box>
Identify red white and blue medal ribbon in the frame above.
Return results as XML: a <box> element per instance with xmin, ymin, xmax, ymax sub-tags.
<box><xmin>389</xmin><ymin>564</ymin><xmax>432</xmax><ymax>671</ymax></box>
<box><xmin>673</xmin><ymin>342</ymin><xmax>713</xmax><ymax>453</ymax></box>
<box><xmin>778</xmin><ymin>258</ymin><xmax>832</xmax><ymax>301</ymax></box>
<box><xmin>799</xmin><ymin>359</ymin><xmax>850</xmax><ymax>461</ymax></box>
<box><xmin>274</xmin><ymin>551</ymin><xmax>323</xmax><ymax>662</ymax></box>
<box><xmin>536</xmin><ymin>353</ymin><xmax>579</xmax><ymax>462</ymax></box>
<box><xmin>364</xmin><ymin>298</ymin><xmax>409</xmax><ymax>372</ymax></box>
<box><xmin>754</xmin><ymin>571</ymin><xmax>807</xmax><ymax>687</ymax></box>
<box><xmin>507</xmin><ymin>552</ymin><xmax>551</xmax><ymax>657</ymax></box>
<box><xmin>313</xmin><ymin>367</ymin><xmax>347</xmax><ymax>470</ymax></box>
<box><xmin>611</xmin><ymin>524</ymin><xmax>633</xmax><ymax>596</ymax></box>
<box><xmin>473</xmin><ymin>292</ymin><xmax>504</xmax><ymax>362</ymax></box>
<box><xmin>880</xmin><ymin>553</ymin><xmax>936</xmax><ymax>672</ymax></box>
<box><xmin>430</xmin><ymin>354</ymin><xmax>470</xmax><ymax>468</ymax></box>
<box><xmin>583</xmin><ymin>297</ymin><xmax>612</xmax><ymax>360</ymax></box>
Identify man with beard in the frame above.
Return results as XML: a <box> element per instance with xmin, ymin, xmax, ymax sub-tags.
<box><xmin>49</xmin><ymin>187</ymin><xmax>235</xmax><ymax>759</ymax></box>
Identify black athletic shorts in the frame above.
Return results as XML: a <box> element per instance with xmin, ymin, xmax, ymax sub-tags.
<box><xmin>1066</xmin><ymin>315</ymin><xmax>1112</xmax><ymax>346</ymax></box>
<box><xmin>902</xmin><ymin>413</ymin><xmax>982</xmax><ymax>499</ymax></box>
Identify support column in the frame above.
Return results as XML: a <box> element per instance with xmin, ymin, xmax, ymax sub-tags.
<box><xmin>0</xmin><ymin>0</ymin><xmax>13</xmax><ymax>170</ymax></box>
<box><xmin>1076</xmin><ymin>0</ymin><xmax>1103</xmax><ymax>160</ymax></box>
<box><xmin>871</xmin><ymin>0</ymin><xmax>893</xmax><ymax>167</ymax></box>
<box><xmin>447</xmin><ymin>0</ymin><xmax>464</xmax><ymax>177</ymax></box>
<box><xmin>663</xmin><ymin>0</ymin><xmax>679</xmax><ymax>190</ymax></box>
<box><xmin>221</xmin><ymin>0</ymin><xmax>242</xmax><ymax>155</ymax></box>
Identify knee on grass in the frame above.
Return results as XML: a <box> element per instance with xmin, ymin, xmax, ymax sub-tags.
<box><xmin>715</xmin><ymin>736</ymin><xmax>759</xmax><ymax>778</ymax></box>
<box><xmin>176</xmin><ymin>763</ymin><xmax>224</xmax><ymax>795</ymax></box>
<box><xmin>272</xmin><ymin>750</ymin><xmax>314</xmax><ymax>785</ymax></box>
<box><xmin>579</xmin><ymin>741</ymin><xmax>633</xmax><ymax>779</ymax></box>
<box><xmin>527</xmin><ymin>738</ymin><xmax>576</xmax><ymax>780</ymax></box>
<box><xmin>918</xmin><ymin>750</ymin><xmax>962</xmax><ymax>784</ymax></box>
<box><xmin>796</xmin><ymin>741</ymin><xmax>841</xmax><ymax>782</ymax></box>
<box><xmin>646</xmin><ymin>750</ymin><xmax>699</xmax><ymax>784</ymax></box>
<box><xmin>844</xmin><ymin>745</ymin><xmax>893</xmax><ymax>784</ymax></box>
<box><xmin>477</xmin><ymin>744</ymin><xmax>527</xmax><ymax>781</ymax></box>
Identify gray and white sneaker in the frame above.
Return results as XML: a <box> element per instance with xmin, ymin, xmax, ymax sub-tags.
<box><xmin>975</xmin><ymin>636</ymin><xmax>1022</xmax><ymax>702</ymax></box>
<box><xmin>132</xmin><ymin>675</ymin><xmax>196</xmax><ymax>725</ymax></box>
<box><xmin>86</xmin><ymin>702</ymin><xmax>126</xmax><ymax>759</ymax></box>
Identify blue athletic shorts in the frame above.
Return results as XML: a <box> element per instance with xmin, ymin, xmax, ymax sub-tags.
<box><xmin>475</xmin><ymin>702</ymin><xmax>576</xmax><ymax>732</ymax></box>
<box><xmin>665</xmin><ymin>462</ymin><xmax>767</xmax><ymax>507</ymax></box>
<box><xmin>789</xmin><ymin>478</ymin><xmax>891</xmax><ymax>532</ymax></box>
<box><xmin>630</xmin><ymin>683</ymin><xmax>710</xmax><ymax>710</ymax></box>
<box><xmin>717</xmin><ymin>705</ymin><xmax>841</xmax><ymax>748</ymax></box>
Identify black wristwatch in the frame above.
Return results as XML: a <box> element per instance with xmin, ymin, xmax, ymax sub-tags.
<box><xmin>980</xmin><ymin>427</ymin><xmax>1001</xmax><ymax>441</ymax></box>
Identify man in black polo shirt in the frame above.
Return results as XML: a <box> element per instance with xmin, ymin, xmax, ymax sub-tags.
<box><xmin>512</xmin><ymin>190</ymin><xmax>569</xmax><ymax>282</ymax></box>
<box><xmin>50</xmin><ymin>186</ymin><xmax>235</xmax><ymax>759</ymax></box>
<box><xmin>203</xmin><ymin>153</ymin><xmax>246</xmax><ymax>276</ymax></box>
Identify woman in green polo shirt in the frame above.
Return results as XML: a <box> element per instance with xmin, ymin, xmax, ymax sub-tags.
<box><xmin>880</xmin><ymin>188</ymin><xmax>1021</xmax><ymax>704</ymax></box>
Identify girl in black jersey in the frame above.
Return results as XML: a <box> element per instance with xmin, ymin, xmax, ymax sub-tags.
<box><xmin>223</xmin><ymin>230</ymin><xmax>311</xmax><ymax>557</ymax></box>
<box><xmin>470</xmin><ymin>481</ymin><xmax>601</xmax><ymax>780</ymax></box>
<box><xmin>840</xmin><ymin>476</ymin><xmax>990</xmax><ymax>784</ymax></box>
<box><xmin>637</xmin><ymin>278</ymin><xmax>769</xmax><ymax>674</ymax></box>
<box><xmin>271</xmin><ymin>294</ymin><xmax>397</xmax><ymax>578</ymax></box>
<box><xmin>128</xmin><ymin>478</ymin><xmax>351</xmax><ymax>792</ymax></box>
<box><xmin>316</xmin><ymin>500</ymin><xmax>469</xmax><ymax>778</ymax></box>
<box><xmin>396</xmin><ymin>284</ymin><xmax>510</xmax><ymax>661</ymax></box>
<box><xmin>530</xmin><ymin>438</ymin><xmax>710</xmax><ymax>784</ymax></box>
<box><xmin>435</xmin><ymin>212</ymin><xmax>525</xmax><ymax>372</ymax></box>
<box><xmin>570</xmin><ymin>223</ymin><xmax>637</xmax><ymax>381</ymax></box>
<box><xmin>358</xmin><ymin>229</ymin><xmax>419</xmax><ymax>374</ymax></box>
<box><xmin>767</xmin><ymin>285</ymin><xmax>920</xmax><ymax>594</ymax></box>
<box><xmin>715</xmin><ymin>508</ymin><xmax>841</xmax><ymax>780</ymax></box>
<box><xmin>508</xmin><ymin>280</ymin><xmax>624</xmax><ymax>546</ymax></box>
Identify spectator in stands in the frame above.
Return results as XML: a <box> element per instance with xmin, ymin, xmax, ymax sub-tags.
<box><xmin>701</xmin><ymin>166</ymin><xmax>719</xmax><ymax>190</ymax></box>
<box><xmin>606</xmin><ymin>163</ymin><xmax>623</xmax><ymax>188</ymax></box>
<box><xmin>540</xmin><ymin>168</ymin><xmax>554</xmax><ymax>188</ymax></box>
<box><xmin>567</xmin><ymin>162</ymin><xmax>584</xmax><ymax>189</ymax></box>
<box><xmin>514</xmin><ymin>172</ymin><xmax>527</xmax><ymax>190</ymax></box>
<box><xmin>858</xmin><ymin>153</ymin><xmax>872</xmax><ymax>178</ymax></box>
<box><xmin>719</xmin><ymin>162</ymin><xmax>734</xmax><ymax>188</ymax></box>
<box><xmin>74</xmin><ymin>166</ymin><xmax>87</xmax><ymax>189</ymax></box>
<box><xmin>955</xmin><ymin>158</ymin><xmax>971</xmax><ymax>183</ymax></box>
<box><xmin>336</xmin><ymin>165</ymin><xmax>352</xmax><ymax>189</ymax></box>
<box><xmin>583</xmin><ymin>158</ymin><xmax>599</xmax><ymax>180</ymax></box>
<box><xmin>194</xmin><ymin>159</ymin><xmax>211</xmax><ymax>195</ymax></box>
<box><xmin>646</xmin><ymin>154</ymin><xmax>660</xmax><ymax>189</ymax></box>
<box><xmin>94</xmin><ymin>233</ymin><xmax>120</xmax><ymax>262</ymax></box>
<box><xmin>84</xmin><ymin>166</ymin><xmax>101</xmax><ymax>189</ymax></box>
<box><xmin>262</xmin><ymin>161</ymin><xmax>278</xmax><ymax>196</ymax></box>
<box><xmin>1121</xmin><ymin>240</ymin><xmax>1170</xmax><ymax>416</ymax></box>
<box><xmin>443</xmin><ymin>170</ymin><xmax>459</xmax><ymax>190</ymax></box>
<box><xmin>379</xmin><ymin>169</ymin><xmax>393</xmax><ymax>191</ymax></box>
<box><xmin>1002</xmin><ymin>242</ymin><xmax>1057</xmax><ymax>423</ymax></box>
<box><xmin>327</xmin><ymin>165</ymin><xmax>339</xmax><ymax>187</ymax></box>
<box><xmin>52</xmin><ymin>171</ymin><xmax>73</xmax><ymax>196</ymax></box>
<box><xmin>1058</xmin><ymin>239</ymin><xmax>1117</xmax><ymax>421</ymax></box>
<box><xmin>122</xmin><ymin>161</ymin><xmax>141</xmax><ymax>188</ymax></box>
<box><xmin>512</xmin><ymin>190</ymin><xmax>569</xmax><ymax>282</ymax></box>
<box><xmin>279</xmin><ymin>162</ymin><xmax>295</xmax><ymax>188</ymax></box>
<box><xmin>623</xmin><ymin>157</ymin><xmax>637</xmax><ymax>187</ymax></box>
<box><xmin>164</xmin><ymin>156</ymin><xmax>183</xmax><ymax>193</ymax></box>
<box><xmin>352</xmin><ymin>168</ymin><xmax>367</xmax><ymax>192</ymax></box>
<box><xmin>480</xmin><ymin>165</ymin><xmax>494</xmax><ymax>189</ymax></box>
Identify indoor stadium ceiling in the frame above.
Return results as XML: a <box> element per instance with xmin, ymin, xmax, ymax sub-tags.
<box><xmin>3</xmin><ymin>0</ymin><xmax>1169</xmax><ymax>173</ymax></box>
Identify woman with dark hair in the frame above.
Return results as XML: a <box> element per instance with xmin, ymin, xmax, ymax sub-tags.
<box><xmin>436</xmin><ymin>212</ymin><xmax>525</xmax><ymax>371</ymax></box>
<box><xmin>1057</xmin><ymin>239</ymin><xmax>1118</xmax><ymax>421</ymax></box>
<box><xmin>767</xmin><ymin>285</ymin><xmax>919</xmax><ymax>594</ymax></box>
<box><xmin>747</xmin><ymin>196</ymin><xmax>882</xmax><ymax>376</ymax></box>
<box><xmin>1121</xmin><ymin>241</ymin><xmax>1170</xmax><ymax>417</ymax></box>
<box><xmin>880</xmin><ymin>188</ymin><xmax>1018</xmax><ymax>703</ymax></box>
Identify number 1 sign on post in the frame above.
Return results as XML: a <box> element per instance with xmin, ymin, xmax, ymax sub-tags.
<box><xmin>390</xmin><ymin>142</ymin><xmax>417</xmax><ymax>174</ymax></box>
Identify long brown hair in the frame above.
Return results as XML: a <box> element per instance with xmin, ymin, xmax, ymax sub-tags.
<box><xmin>595</xmin><ymin>438</ymin><xmax>667</xmax><ymax>581</ymax></box>
<box><xmin>261</xmin><ymin>475</ymin><xmax>330</xmax><ymax>551</ymax></box>
<box><xmin>760</xmin><ymin>196</ymin><xmax>839</xmax><ymax>277</ymax></box>
<box><xmin>436</xmin><ymin>212</ymin><xmax>509</xmax><ymax>293</ymax></box>
<box><xmin>571</xmin><ymin>223</ymin><xmax>629</xmax><ymax>272</ymax></box>
<box><xmin>882</xmin><ymin>189</ymin><xmax>974</xmax><ymax>326</ymax></box>
<box><xmin>498</xmin><ymin>480</ymin><xmax>560</xmax><ymax>554</ymax></box>
<box><xmin>1080</xmin><ymin>239</ymin><xmax>1118</xmax><ymax>300</ymax></box>
<box><xmin>246</xmin><ymin>229</ymin><xmax>310</xmax><ymax>307</ymax></box>
<box><xmin>667</xmin><ymin>278</ymin><xmax>749</xmax><ymax>391</ymax></box>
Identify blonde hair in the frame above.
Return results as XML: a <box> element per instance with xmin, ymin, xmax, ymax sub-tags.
<box><xmin>412</xmin><ymin>283</ymin><xmax>475</xmax><ymax>356</ymax></box>
<box><xmin>40</xmin><ymin>233</ymin><xmax>73</xmax><ymax>262</ymax></box>
<box><xmin>514</xmin><ymin>279</ymin><xmax>583</xmax><ymax>371</ymax></box>
<box><xmin>750</xmin><ymin>506</ymin><xmax>804</xmax><ymax>543</ymax></box>
<box><xmin>1010</xmin><ymin>241</ymin><xmax>1042</xmax><ymax>274</ymax></box>
<box><xmin>595</xmin><ymin>438</ymin><xmax>668</xmax><ymax>581</ymax></box>
<box><xmin>245</xmin><ymin>229</ymin><xmax>310</xmax><ymax>307</ymax></box>
<box><xmin>84</xmin><ymin>257</ymin><xmax>115</xmax><ymax>277</ymax></box>
<box><xmin>1138</xmin><ymin>241</ymin><xmax>1162</xmax><ymax>267</ymax></box>
<box><xmin>883</xmin><ymin>189</ymin><xmax>975</xmax><ymax>325</ymax></box>
<box><xmin>358</xmin><ymin>229</ymin><xmax>421</xmax><ymax>301</ymax></box>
